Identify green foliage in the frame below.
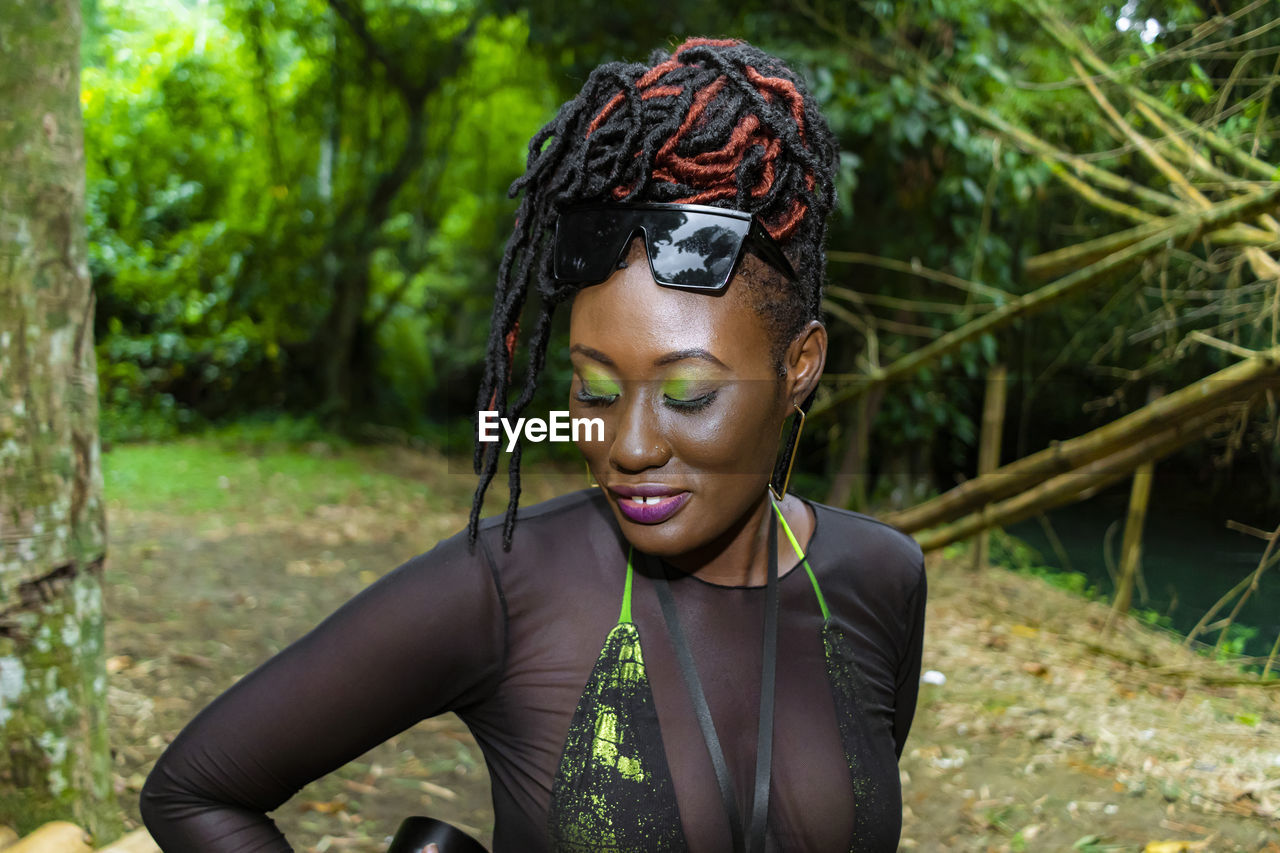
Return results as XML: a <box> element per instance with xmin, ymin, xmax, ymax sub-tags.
<box><xmin>87</xmin><ymin>0</ymin><xmax>555</xmax><ymax>434</ymax></box>
<box><xmin>988</xmin><ymin>528</ymin><xmax>1101</xmax><ymax>598</ymax></box>
<box><xmin>85</xmin><ymin>0</ymin><xmax>1280</xmax><ymax>520</ymax></box>
<box><xmin>1213</xmin><ymin>623</ymin><xmax>1258</xmax><ymax>661</ymax></box>
<box><xmin>1133</xmin><ymin>606</ymin><xmax>1173</xmax><ymax>630</ymax></box>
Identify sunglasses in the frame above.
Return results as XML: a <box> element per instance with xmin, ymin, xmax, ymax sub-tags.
<box><xmin>552</xmin><ymin>202</ymin><xmax>798</xmax><ymax>292</ymax></box>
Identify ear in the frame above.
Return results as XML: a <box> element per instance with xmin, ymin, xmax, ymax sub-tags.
<box><xmin>782</xmin><ymin>320</ymin><xmax>827</xmax><ymax>407</ymax></box>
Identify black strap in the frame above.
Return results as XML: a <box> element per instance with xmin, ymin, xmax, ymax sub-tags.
<box><xmin>649</xmin><ymin>506</ymin><xmax>779</xmax><ymax>853</ymax></box>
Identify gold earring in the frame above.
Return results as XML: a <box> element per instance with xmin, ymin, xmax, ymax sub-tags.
<box><xmin>769</xmin><ymin>403</ymin><xmax>805</xmax><ymax>501</ymax></box>
<box><xmin>586</xmin><ymin>462</ymin><xmax>599</xmax><ymax>489</ymax></box>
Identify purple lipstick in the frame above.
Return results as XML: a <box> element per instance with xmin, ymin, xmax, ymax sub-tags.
<box><xmin>611</xmin><ymin>484</ymin><xmax>691</xmax><ymax>524</ymax></box>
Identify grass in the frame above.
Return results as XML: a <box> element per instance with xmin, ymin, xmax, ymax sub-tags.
<box><xmin>103</xmin><ymin>440</ymin><xmax>415</xmax><ymax>516</ymax></box>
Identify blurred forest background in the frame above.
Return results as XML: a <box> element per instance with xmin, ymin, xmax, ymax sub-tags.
<box><xmin>5</xmin><ymin>0</ymin><xmax>1280</xmax><ymax>848</ymax></box>
<box><xmin>82</xmin><ymin>0</ymin><xmax>1280</xmax><ymax>652</ymax></box>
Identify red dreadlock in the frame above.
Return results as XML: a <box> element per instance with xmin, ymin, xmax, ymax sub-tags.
<box><xmin>588</xmin><ymin>37</ymin><xmax>816</xmax><ymax>241</ymax></box>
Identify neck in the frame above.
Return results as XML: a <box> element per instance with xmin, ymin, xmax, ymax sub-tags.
<box><xmin>666</xmin><ymin>493</ymin><xmax>783</xmax><ymax>587</ymax></box>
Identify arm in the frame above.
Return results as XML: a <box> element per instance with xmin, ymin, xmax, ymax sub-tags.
<box><xmin>891</xmin><ymin>556</ymin><xmax>927</xmax><ymax>760</ymax></box>
<box><xmin>139</xmin><ymin>530</ymin><xmax>506</xmax><ymax>851</ymax></box>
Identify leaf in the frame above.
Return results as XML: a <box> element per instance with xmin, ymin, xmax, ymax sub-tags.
<box><xmin>901</xmin><ymin>113</ymin><xmax>927</xmax><ymax>148</ymax></box>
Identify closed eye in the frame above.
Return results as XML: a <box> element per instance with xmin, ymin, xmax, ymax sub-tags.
<box><xmin>664</xmin><ymin>390</ymin><xmax>717</xmax><ymax>412</ymax></box>
<box><xmin>575</xmin><ymin>378</ymin><xmax>619</xmax><ymax>406</ymax></box>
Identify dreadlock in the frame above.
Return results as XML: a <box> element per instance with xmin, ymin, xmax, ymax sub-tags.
<box><xmin>469</xmin><ymin>37</ymin><xmax>840</xmax><ymax>550</ymax></box>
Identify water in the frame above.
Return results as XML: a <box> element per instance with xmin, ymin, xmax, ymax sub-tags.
<box><xmin>1006</xmin><ymin>482</ymin><xmax>1279</xmax><ymax>663</ymax></box>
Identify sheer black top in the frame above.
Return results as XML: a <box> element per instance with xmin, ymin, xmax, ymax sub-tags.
<box><xmin>140</xmin><ymin>488</ymin><xmax>927</xmax><ymax>852</ymax></box>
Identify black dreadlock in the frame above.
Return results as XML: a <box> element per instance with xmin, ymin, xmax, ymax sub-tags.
<box><xmin>469</xmin><ymin>37</ymin><xmax>840</xmax><ymax>550</ymax></box>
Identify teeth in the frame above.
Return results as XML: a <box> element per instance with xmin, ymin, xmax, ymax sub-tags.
<box><xmin>631</xmin><ymin>495</ymin><xmax>666</xmax><ymax>504</ymax></box>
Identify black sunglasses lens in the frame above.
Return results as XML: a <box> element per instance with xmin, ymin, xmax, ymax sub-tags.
<box><xmin>644</xmin><ymin>211</ymin><xmax>750</xmax><ymax>289</ymax></box>
<box><xmin>554</xmin><ymin>207</ymin><xmax>634</xmax><ymax>283</ymax></box>
<box><xmin>555</xmin><ymin>206</ymin><xmax>757</xmax><ymax>289</ymax></box>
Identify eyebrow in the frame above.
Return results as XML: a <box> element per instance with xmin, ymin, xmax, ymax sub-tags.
<box><xmin>654</xmin><ymin>348</ymin><xmax>728</xmax><ymax>369</ymax></box>
<box><xmin>570</xmin><ymin>344</ymin><xmax>729</xmax><ymax>370</ymax></box>
<box><xmin>569</xmin><ymin>344</ymin><xmax>615</xmax><ymax>366</ymax></box>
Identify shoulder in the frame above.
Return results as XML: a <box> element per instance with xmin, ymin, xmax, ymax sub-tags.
<box><xmin>471</xmin><ymin>487</ymin><xmax>621</xmax><ymax>569</ymax></box>
<box><xmin>804</xmin><ymin>499</ymin><xmax>925</xmax><ymax>599</ymax></box>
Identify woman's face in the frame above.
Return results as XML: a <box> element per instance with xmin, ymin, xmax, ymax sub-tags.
<box><xmin>569</xmin><ymin>238</ymin><xmax>825</xmax><ymax>561</ymax></box>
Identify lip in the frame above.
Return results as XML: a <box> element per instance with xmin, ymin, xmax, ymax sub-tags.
<box><xmin>610</xmin><ymin>485</ymin><xmax>691</xmax><ymax>524</ymax></box>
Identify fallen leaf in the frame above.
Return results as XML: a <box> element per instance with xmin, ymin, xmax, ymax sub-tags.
<box><xmin>1022</xmin><ymin>661</ymin><xmax>1049</xmax><ymax>677</ymax></box>
<box><xmin>419</xmin><ymin>780</ymin><xmax>459</xmax><ymax>800</ymax></box>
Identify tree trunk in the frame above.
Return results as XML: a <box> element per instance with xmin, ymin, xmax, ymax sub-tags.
<box><xmin>971</xmin><ymin>363</ymin><xmax>1008</xmax><ymax>570</ymax></box>
<box><xmin>825</xmin><ymin>383</ymin><xmax>884</xmax><ymax>510</ymax></box>
<box><xmin>0</xmin><ymin>0</ymin><xmax>120</xmax><ymax>836</ymax></box>
<box><xmin>318</xmin><ymin>255</ymin><xmax>372</xmax><ymax>419</ymax></box>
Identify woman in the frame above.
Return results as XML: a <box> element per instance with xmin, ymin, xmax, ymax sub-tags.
<box><xmin>140</xmin><ymin>37</ymin><xmax>927</xmax><ymax>853</ymax></box>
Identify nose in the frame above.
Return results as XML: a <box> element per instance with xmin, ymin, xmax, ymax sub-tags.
<box><xmin>608</xmin><ymin>387</ymin><xmax>671</xmax><ymax>474</ymax></box>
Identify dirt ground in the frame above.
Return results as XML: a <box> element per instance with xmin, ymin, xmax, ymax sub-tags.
<box><xmin>101</xmin><ymin>442</ymin><xmax>1280</xmax><ymax>852</ymax></box>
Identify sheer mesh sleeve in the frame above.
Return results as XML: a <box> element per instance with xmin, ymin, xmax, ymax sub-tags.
<box><xmin>139</xmin><ymin>529</ymin><xmax>506</xmax><ymax>852</ymax></box>
<box><xmin>892</xmin><ymin>557</ymin><xmax>927</xmax><ymax>760</ymax></box>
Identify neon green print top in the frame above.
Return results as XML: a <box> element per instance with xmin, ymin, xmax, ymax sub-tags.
<box><xmin>138</xmin><ymin>489</ymin><xmax>926</xmax><ymax>853</ymax></box>
<box><xmin>546</xmin><ymin>500</ymin><xmax>916</xmax><ymax>852</ymax></box>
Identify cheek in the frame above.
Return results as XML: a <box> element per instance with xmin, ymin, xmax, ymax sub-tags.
<box><xmin>665</xmin><ymin>409</ymin><xmax>772</xmax><ymax>474</ymax></box>
<box><xmin>679</xmin><ymin>381</ymin><xmax>783</xmax><ymax>471</ymax></box>
<box><xmin>571</xmin><ymin>387</ymin><xmax>780</xmax><ymax>477</ymax></box>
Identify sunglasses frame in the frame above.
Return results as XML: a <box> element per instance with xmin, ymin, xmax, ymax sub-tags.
<box><xmin>552</xmin><ymin>201</ymin><xmax>798</xmax><ymax>292</ymax></box>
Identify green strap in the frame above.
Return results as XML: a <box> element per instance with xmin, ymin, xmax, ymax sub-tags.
<box><xmin>619</xmin><ymin>548</ymin><xmax>635</xmax><ymax>624</ymax></box>
<box><xmin>771</xmin><ymin>499</ymin><xmax>830</xmax><ymax>620</ymax></box>
<box><xmin>619</xmin><ymin>500</ymin><xmax>828</xmax><ymax>623</ymax></box>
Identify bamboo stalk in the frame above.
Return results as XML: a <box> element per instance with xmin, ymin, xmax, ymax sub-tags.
<box><xmin>826</xmin><ymin>286</ymin><xmax>992</xmax><ymax>315</ymax></box>
<box><xmin>1022</xmin><ymin>207</ymin><xmax>1188</xmax><ymax>282</ymax></box>
<box><xmin>884</xmin><ymin>349</ymin><xmax>1280</xmax><ymax>534</ymax></box>
<box><xmin>912</xmin><ymin>408</ymin><xmax>1225</xmax><ymax>552</ymax></box>
<box><xmin>1071</xmin><ymin>56</ymin><xmax>1214</xmax><ymax>208</ymax></box>
<box><xmin>1030</xmin><ymin>0</ymin><xmax>1279</xmax><ymax>180</ymax></box>
<box><xmin>1211</xmin><ymin>522</ymin><xmax>1280</xmax><ymax>656</ymax></box>
<box><xmin>1185</xmin><ymin>529</ymin><xmax>1280</xmax><ymax>649</ymax></box>
<box><xmin>1043</xmin><ymin>159</ymin><xmax>1152</xmax><ymax>225</ymax></box>
<box><xmin>1264</xmin><ymin>629</ymin><xmax>1280</xmax><ymax>680</ymax></box>
<box><xmin>791</xmin><ymin>0</ymin><xmax>1188</xmax><ymax>216</ymax></box>
<box><xmin>971</xmin><ymin>364</ymin><xmax>1008</xmax><ymax>570</ymax></box>
<box><xmin>810</xmin><ymin>186</ymin><xmax>1280</xmax><ymax>422</ymax></box>
<box><xmin>1189</xmin><ymin>330</ymin><xmax>1260</xmax><ymax>358</ymax></box>
<box><xmin>939</xmin><ymin>84</ymin><xmax>1184</xmax><ymax>215</ymax></box>
<box><xmin>825</xmin><ymin>252</ymin><xmax>1010</xmax><ymax>301</ymax></box>
<box><xmin>1025</xmin><ymin>184</ymin><xmax>1279</xmax><ymax>281</ymax></box>
<box><xmin>1134</xmin><ymin>100</ymin><xmax>1248</xmax><ymax>188</ymax></box>
<box><xmin>1104</xmin><ymin>460</ymin><xmax>1154</xmax><ymax>633</ymax></box>
<box><xmin>1067</xmin><ymin>62</ymin><xmax>1280</xmax><ymax>289</ymax></box>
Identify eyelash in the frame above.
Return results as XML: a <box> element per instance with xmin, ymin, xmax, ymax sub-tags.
<box><xmin>664</xmin><ymin>391</ymin><xmax>717</xmax><ymax>412</ymax></box>
<box><xmin>573</xmin><ymin>387</ymin><xmax>718</xmax><ymax>412</ymax></box>
<box><xmin>574</xmin><ymin>388</ymin><xmax>618</xmax><ymax>407</ymax></box>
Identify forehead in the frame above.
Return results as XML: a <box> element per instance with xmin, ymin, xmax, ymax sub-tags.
<box><xmin>567</xmin><ymin>239</ymin><xmax>776</xmax><ymax>374</ymax></box>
